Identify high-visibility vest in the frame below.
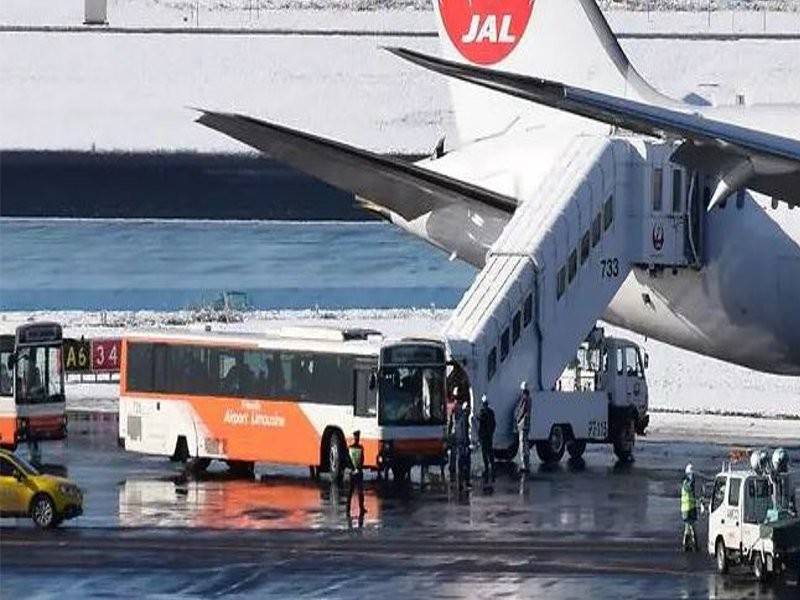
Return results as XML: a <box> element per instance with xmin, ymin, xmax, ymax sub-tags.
<box><xmin>681</xmin><ymin>479</ymin><xmax>696</xmax><ymax>513</ymax></box>
<box><xmin>349</xmin><ymin>445</ymin><xmax>364</xmax><ymax>470</ymax></box>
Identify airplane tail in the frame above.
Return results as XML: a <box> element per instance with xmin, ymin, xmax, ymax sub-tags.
<box><xmin>432</xmin><ymin>0</ymin><xmax>673</xmax><ymax>143</ymax></box>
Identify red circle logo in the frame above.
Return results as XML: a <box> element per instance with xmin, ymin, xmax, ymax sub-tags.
<box><xmin>439</xmin><ymin>0</ymin><xmax>535</xmax><ymax>65</ymax></box>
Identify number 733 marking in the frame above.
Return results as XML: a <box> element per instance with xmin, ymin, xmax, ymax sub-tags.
<box><xmin>600</xmin><ymin>258</ymin><xmax>620</xmax><ymax>279</ymax></box>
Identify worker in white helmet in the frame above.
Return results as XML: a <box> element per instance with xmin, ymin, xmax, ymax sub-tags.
<box><xmin>514</xmin><ymin>381</ymin><xmax>531</xmax><ymax>473</ymax></box>
<box><xmin>477</xmin><ymin>394</ymin><xmax>496</xmax><ymax>485</ymax></box>
<box><xmin>681</xmin><ymin>463</ymin><xmax>699</xmax><ymax>552</ymax></box>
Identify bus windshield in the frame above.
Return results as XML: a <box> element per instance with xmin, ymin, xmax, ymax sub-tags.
<box><xmin>15</xmin><ymin>345</ymin><xmax>64</xmax><ymax>405</ymax></box>
<box><xmin>378</xmin><ymin>365</ymin><xmax>445</xmax><ymax>426</ymax></box>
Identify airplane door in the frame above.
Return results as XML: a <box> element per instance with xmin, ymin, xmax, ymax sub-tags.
<box><xmin>644</xmin><ymin>154</ymin><xmax>692</xmax><ymax>268</ymax></box>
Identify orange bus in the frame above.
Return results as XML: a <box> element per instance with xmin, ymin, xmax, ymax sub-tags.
<box><xmin>119</xmin><ymin>327</ymin><xmax>447</xmax><ymax>478</ymax></box>
<box><xmin>0</xmin><ymin>322</ymin><xmax>67</xmax><ymax>449</ymax></box>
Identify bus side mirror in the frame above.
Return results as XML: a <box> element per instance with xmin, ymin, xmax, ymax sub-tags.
<box><xmin>369</xmin><ymin>372</ymin><xmax>377</xmax><ymax>390</ymax></box>
<box><xmin>12</xmin><ymin>469</ymin><xmax>24</xmax><ymax>482</ymax></box>
<box><xmin>6</xmin><ymin>353</ymin><xmax>16</xmax><ymax>370</ymax></box>
<box><xmin>643</xmin><ymin>353</ymin><xmax>649</xmax><ymax>370</ymax></box>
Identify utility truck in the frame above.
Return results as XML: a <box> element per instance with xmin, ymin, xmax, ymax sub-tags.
<box><xmin>708</xmin><ymin>449</ymin><xmax>799</xmax><ymax>583</ymax></box>
<box><xmin>447</xmin><ymin>326</ymin><xmax>649</xmax><ymax>464</ymax></box>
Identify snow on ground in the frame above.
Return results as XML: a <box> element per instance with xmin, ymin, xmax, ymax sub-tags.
<box><xmin>3</xmin><ymin>1</ymin><xmax>800</xmax><ymax>31</ymax></box>
<box><xmin>4</xmin><ymin>310</ymin><xmax>799</xmax><ymax>439</ymax></box>
<box><xmin>2</xmin><ymin>4</ymin><xmax>800</xmax><ymax>152</ymax></box>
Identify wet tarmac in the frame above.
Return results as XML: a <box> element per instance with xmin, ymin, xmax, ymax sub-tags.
<box><xmin>2</xmin><ymin>434</ymin><xmax>799</xmax><ymax>599</ymax></box>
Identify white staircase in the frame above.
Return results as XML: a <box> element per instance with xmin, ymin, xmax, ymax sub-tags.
<box><xmin>444</xmin><ymin>135</ymin><xmax>638</xmax><ymax>449</ymax></box>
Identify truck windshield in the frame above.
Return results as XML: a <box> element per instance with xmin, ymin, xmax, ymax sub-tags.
<box><xmin>378</xmin><ymin>366</ymin><xmax>445</xmax><ymax>426</ymax></box>
<box><xmin>15</xmin><ymin>345</ymin><xmax>64</xmax><ymax>405</ymax></box>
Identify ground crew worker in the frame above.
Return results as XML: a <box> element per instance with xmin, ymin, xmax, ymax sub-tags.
<box><xmin>446</xmin><ymin>386</ymin><xmax>460</xmax><ymax>480</ymax></box>
<box><xmin>515</xmin><ymin>382</ymin><xmax>531</xmax><ymax>473</ymax></box>
<box><xmin>477</xmin><ymin>395</ymin><xmax>496</xmax><ymax>484</ymax></box>
<box><xmin>681</xmin><ymin>463</ymin><xmax>699</xmax><ymax>552</ymax></box>
<box><xmin>347</xmin><ymin>430</ymin><xmax>366</xmax><ymax>516</ymax></box>
<box><xmin>454</xmin><ymin>400</ymin><xmax>472</xmax><ymax>492</ymax></box>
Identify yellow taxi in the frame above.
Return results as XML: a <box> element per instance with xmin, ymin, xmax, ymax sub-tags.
<box><xmin>0</xmin><ymin>448</ymin><xmax>83</xmax><ymax>528</ymax></box>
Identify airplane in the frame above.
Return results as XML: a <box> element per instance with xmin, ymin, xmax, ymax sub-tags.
<box><xmin>194</xmin><ymin>0</ymin><xmax>800</xmax><ymax>378</ymax></box>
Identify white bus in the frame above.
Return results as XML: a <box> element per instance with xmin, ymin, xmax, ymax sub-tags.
<box><xmin>119</xmin><ymin>327</ymin><xmax>447</xmax><ymax>478</ymax></box>
<box><xmin>0</xmin><ymin>322</ymin><xmax>67</xmax><ymax>449</ymax></box>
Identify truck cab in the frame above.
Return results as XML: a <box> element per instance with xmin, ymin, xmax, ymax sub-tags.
<box><xmin>708</xmin><ymin>466</ymin><xmax>800</xmax><ymax>582</ymax></box>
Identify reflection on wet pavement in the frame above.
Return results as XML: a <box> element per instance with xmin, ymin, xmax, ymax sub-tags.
<box><xmin>2</xmin><ymin>437</ymin><xmax>798</xmax><ymax>599</ymax></box>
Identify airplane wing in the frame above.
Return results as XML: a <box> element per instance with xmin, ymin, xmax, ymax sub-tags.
<box><xmin>387</xmin><ymin>47</ymin><xmax>800</xmax><ymax>209</ymax></box>
<box><xmin>194</xmin><ymin>110</ymin><xmax>517</xmax><ymax>220</ymax></box>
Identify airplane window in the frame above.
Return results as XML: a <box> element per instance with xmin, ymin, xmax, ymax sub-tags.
<box><xmin>580</xmin><ymin>232</ymin><xmax>590</xmax><ymax>265</ymax></box>
<box><xmin>652</xmin><ymin>168</ymin><xmax>663</xmax><ymax>212</ymax></box>
<box><xmin>512</xmin><ymin>312</ymin><xmax>521</xmax><ymax>344</ymax></box>
<box><xmin>556</xmin><ymin>267</ymin><xmax>566</xmax><ymax>300</ymax></box>
<box><xmin>500</xmin><ymin>329</ymin><xmax>510</xmax><ymax>362</ymax></box>
<box><xmin>592</xmin><ymin>214</ymin><xmax>602</xmax><ymax>246</ymax></box>
<box><xmin>672</xmin><ymin>169</ymin><xmax>683</xmax><ymax>213</ymax></box>
<box><xmin>568</xmin><ymin>250</ymin><xmax>577</xmax><ymax>283</ymax></box>
<box><xmin>603</xmin><ymin>196</ymin><xmax>614</xmax><ymax>230</ymax></box>
<box><xmin>523</xmin><ymin>295</ymin><xmax>533</xmax><ymax>326</ymax></box>
<box><xmin>487</xmin><ymin>347</ymin><xmax>497</xmax><ymax>381</ymax></box>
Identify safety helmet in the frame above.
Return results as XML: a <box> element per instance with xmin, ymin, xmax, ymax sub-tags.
<box><xmin>452</xmin><ymin>386</ymin><xmax>459</xmax><ymax>395</ymax></box>
<box><xmin>462</xmin><ymin>400</ymin><xmax>469</xmax><ymax>410</ymax></box>
<box><xmin>481</xmin><ymin>394</ymin><xmax>488</xmax><ymax>404</ymax></box>
<box><xmin>751</xmin><ymin>449</ymin><xmax>770</xmax><ymax>474</ymax></box>
<box><xmin>520</xmin><ymin>381</ymin><xmax>528</xmax><ymax>391</ymax></box>
<box><xmin>685</xmin><ymin>463</ymin><xmax>693</xmax><ymax>477</ymax></box>
<box><xmin>772</xmin><ymin>448</ymin><xmax>789</xmax><ymax>473</ymax></box>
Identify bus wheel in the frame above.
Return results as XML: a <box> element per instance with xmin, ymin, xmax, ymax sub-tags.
<box><xmin>392</xmin><ymin>464</ymin><xmax>410</xmax><ymax>482</ymax></box>
<box><xmin>536</xmin><ymin>426</ymin><xmax>566</xmax><ymax>463</ymax></box>
<box><xmin>187</xmin><ymin>457</ymin><xmax>211</xmax><ymax>474</ymax></box>
<box><xmin>327</xmin><ymin>431</ymin><xmax>345</xmax><ymax>483</ymax></box>
<box><xmin>567</xmin><ymin>440</ymin><xmax>586</xmax><ymax>460</ymax></box>
<box><xmin>613</xmin><ymin>419</ymin><xmax>635</xmax><ymax>462</ymax></box>
<box><xmin>227</xmin><ymin>460</ymin><xmax>255</xmax><ymax>478</ymax></box>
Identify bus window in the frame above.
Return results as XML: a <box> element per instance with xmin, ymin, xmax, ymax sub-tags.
<box><xmin>354</xmin><ymin>369</ymin><xmax>377</xmax><ymax>417</ymax></box>
<box><xmin>15</xmin><ymin>346</ymin><xmax>62</xmax><ymax>404</ymax></box>
<box><xmin>0</xmin><ymin>352</ymin><xmax>13</xmax><ymax>396</ymax></box>
<box><xmin>378</xmin><ymin>365</ymin><xmax>444</xmax><ymax>426</ymax></box>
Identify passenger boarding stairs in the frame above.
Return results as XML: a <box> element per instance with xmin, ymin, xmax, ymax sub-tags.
<box><xmin>443</xmin><ymin>135</ymin><xmax>702</xmax><ymax>449</ymax></box>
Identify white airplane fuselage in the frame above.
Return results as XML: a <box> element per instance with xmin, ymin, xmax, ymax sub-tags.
<box><xmin>388</xmin><ymin>125</ymin><xmax>800</xmax><ymax>376</ymax></box>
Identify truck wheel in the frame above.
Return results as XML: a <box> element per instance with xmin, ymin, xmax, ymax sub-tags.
<box><xmin>613</xmin><ymin>419</ymin><xmax>635</xmax><ymax>462</ymax></box>
<box><xmin>30</xmin><ymin>494</ymin><xmax>58</xmax><ymax>529</ymax></box>
<box><xmin>753</xmin><ymin>553</ymin><xmax>769</xmax><ymax>583</ymax></box>
<box><xmin>536</xmin><ymin>426</ymin><xmax>566</xmax><ymax>463</ymax></box>
<box><xmin>567</xmin><ymin>440</ymin><xmax>586</xmax><ymax>460</ymax></box>
<box><xmin>327</xmin><ymin>430</ymin><xmax>346</xmax><ymax>483</ymax></box>
<box><xmin>715</xmin><ymin>539</ymin><xmax>729</xmax><ymax>574</ymax></box>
